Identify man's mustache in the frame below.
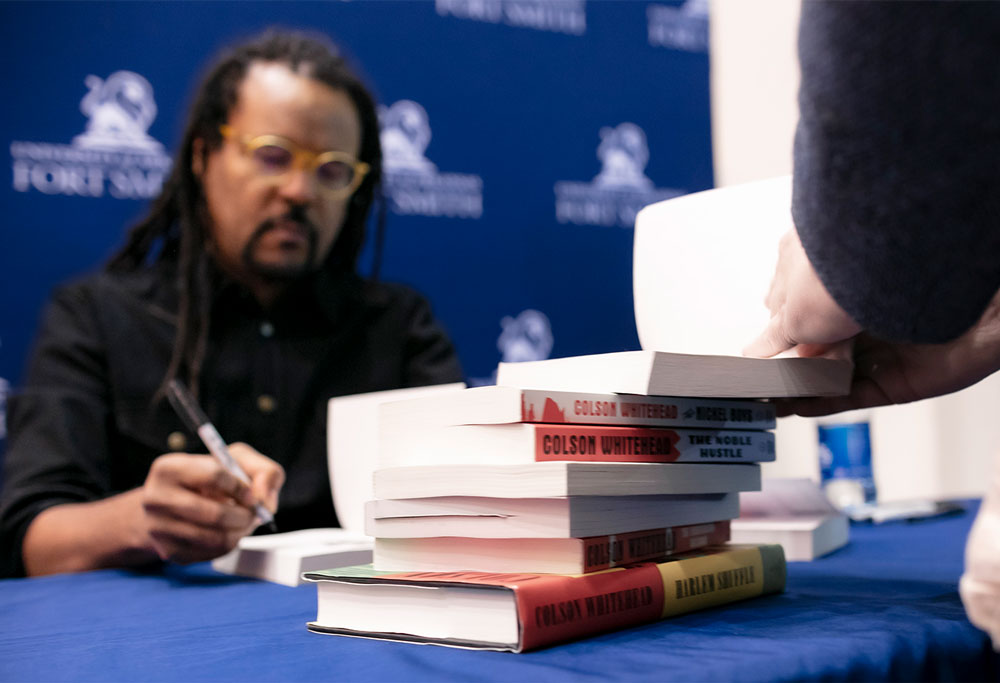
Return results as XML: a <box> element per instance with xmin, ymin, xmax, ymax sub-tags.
<box><xmin>240</xmin><ymin>206</ymin><xmax>321</xmax><ymax>277</ymax></box>
<box><xmin>253</xmin><ymin>207</ymin><xmax>318</xmax><ymax>241</ymax></box>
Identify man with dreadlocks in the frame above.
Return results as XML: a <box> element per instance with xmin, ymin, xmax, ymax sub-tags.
<box><xmin>0</xmin><ymin>32</ymin><xmax>463</xmax><ymax>577</ymax></box>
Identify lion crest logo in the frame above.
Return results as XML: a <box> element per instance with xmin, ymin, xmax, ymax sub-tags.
<box><xmin>498</xmin><ymin>309</ymin><xmax>554</xmax><ymax>363</ymax></box>
<box><xmin>72</xmin><ymin>71</ymin><xmax>164</xmax><ymax>153</ymax></box>
<box><xmin>378</xmin><ymin>100</ymin><xmax>437</xmax><ymax>172</ymax></box>
<box><xmin>593</xmin><ymin>122</ymin><xmax>653</xmax><ymax>190</ymax></box>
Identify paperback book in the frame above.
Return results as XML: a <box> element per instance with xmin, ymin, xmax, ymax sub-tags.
<box><xmin>373</xmin><ymin>462</ymin><xmax>761</xmax><ymax>499</ymax></box>
<box><xmin>373</xmin><ymin>520</ymin><xmax>731</xmax><ymax>574</ymax></box>
<box><xmin>211</xmin><ymin>528</ymin><xmax>373</xmax><ymax>587</ymax></box>
<box><xmin>379</xmin><ymin>423</ymin><xmax>775</xmax><ymax>468</ymax></box>
<box><xmin>365</xmin><ymin>492</ymin><xmax>740</xmax><ymax>538</ymax></box>
<box><xmin>730</xmin><ymin>515</ymin><xmax>848</xmax><ymax>562</ymax></box>
<box><xmin>495</xmin><ymin>350</ymin><xmax>851</xmax><ymax>398</ymax></box>
<box><xmin>380</xmin><ymin>385</ymin><xmax>776</xmax><ymax>429</ymax></box>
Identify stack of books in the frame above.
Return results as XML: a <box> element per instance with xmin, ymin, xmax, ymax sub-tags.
<box><xmin>305</xmin><ymin>351</ymin><xmax>850</xmax><ymax>651</ymax></box>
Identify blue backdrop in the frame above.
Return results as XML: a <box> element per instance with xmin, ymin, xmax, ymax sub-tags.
<box><xmin>0</xmin><ymin>0</ymin><xmax>713</xmax><ymax>438</ymax></box>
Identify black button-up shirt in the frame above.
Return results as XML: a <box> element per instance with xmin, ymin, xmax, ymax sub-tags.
<box><xmin>0</xmin><ymin>261</ymin><xmax>463</xmax><ymax>577</ymax></box>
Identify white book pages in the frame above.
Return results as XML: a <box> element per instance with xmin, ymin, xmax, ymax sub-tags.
<box><xmin>373</xmin><ymin>462</ymin><xmax>761</xmax><ymax>499</ymax></box>
<box><xmin>212</xmin><ymin>528</ymin><xmax>373</xmax><ymax>586</ymax></box>
<box><xmin>365</xmin><ymin>492</ymin><xmax>739</xmax><ymax>538</ymax></box>
<box><xmin>326</xmin><ymin>382</ymin><xmax>465</xmax><ymax>534</ymax></box>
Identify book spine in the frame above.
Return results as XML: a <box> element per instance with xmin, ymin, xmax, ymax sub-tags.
<box><xmin>582</xmin><ymin>521</ymin><xmax>731</xmax><ymax>572</ymax></box>
<box><xmin>513</xmin><ymin>545</ymin><xmax>785</xmax><ymax>652</ymax></box>
<box><xmin>533</xmin><ymin>425</ymin><xmax>775</xmax><ymax>463</ymax></box>
<box><xmin>519</xmin><ymin>391</ymin><xmax>775</xmax><ymax>429</ymax></box>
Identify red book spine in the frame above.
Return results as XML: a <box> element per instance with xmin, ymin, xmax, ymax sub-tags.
<box><xmin>582</xmin><ymin>521</ymin><xmax>732</xmax><ymax>572</ymax></box>
<box><xmin>519</xmin><ymin>392</ymin><xmax>775</xmax><ymax>429</ymax></box>
<box><xmin>532</xmin><ymin>424</ymin><xmax>774</xmax><ymax>463</ymax></box>
<box><xmin>511</xmin><ymin>564</ymin><xmax>666</xmax><ymax>651</ymax></box>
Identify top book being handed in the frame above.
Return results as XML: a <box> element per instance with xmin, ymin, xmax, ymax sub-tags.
<box><xmin>601</xmin><ymin>177</ymin><xmax>850</xmax><ymax>399</ymax></box>
<box><xmin>496</xmin><ymin>350</ymin><xmax>851</xmax><ymax>399</ymax></box>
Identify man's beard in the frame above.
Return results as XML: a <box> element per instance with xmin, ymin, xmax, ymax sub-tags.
<box><xmin>241</xmin><ymin>206</ymin><xmax>320</xmax><ymax>282</ymax></box>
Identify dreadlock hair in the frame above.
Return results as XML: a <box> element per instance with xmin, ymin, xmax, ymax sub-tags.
<box><xmin>106</xmin><ymin>30</ymin><xmax>385</xmax><ymax>399</ymax></box>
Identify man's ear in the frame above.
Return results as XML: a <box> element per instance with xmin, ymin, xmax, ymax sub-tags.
<box><xmin>191</xmin><ymin>138</ymin><xmax>205</xmax><ymax>177</ymax></box>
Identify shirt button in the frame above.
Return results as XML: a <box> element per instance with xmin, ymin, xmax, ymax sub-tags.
<box><xmin>260</xmin><ymin>321</ymin><xmax>274</xmax><ymax>338</ymax></box>
<box><xmin>167</xmin><ymin>431</ymin><xmax>187</xmax><ymax>451</ymax></box>
<box><xmin>257</xmin><ymin>394</ymin><xmax>277</xmax><ymax>414</ymax></box>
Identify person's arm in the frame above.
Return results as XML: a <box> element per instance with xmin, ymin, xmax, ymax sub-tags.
<box><xmin>0</xmin><ymin>282</ymin><xmax>283</xmax><ymax>577</ymax></box>
<box><xmin>745</xmin><ymin>1</ymin><xmax>1000</xmax><ymax>414</ymax></box>
<box><xmin>22</xmin><ymin>490</ymin><xmax>155</xmax><ymax>575</ymax></box>
<box><xmin>792</xmin><ymin>1</ymin><xmax>1000</xmax><ymax>344</ymax></box>
<box><xmin>22</xmin><ymin>444</ymin><xmax>284</xmax><ymax>576</ymax></box>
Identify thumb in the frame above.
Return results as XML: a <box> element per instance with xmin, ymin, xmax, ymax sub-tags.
<box><xmin>744</xmin><ymin>310</ymin><xmax>797</xmax><ymax>358</ymax></box>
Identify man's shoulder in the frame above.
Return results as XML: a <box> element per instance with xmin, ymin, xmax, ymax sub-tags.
<box><xmin>357</xmin><ymin>279</ymin><xmax>428</xmax><ymax>307</ymax></box>
<box><xmin>50</xmin><ymin>266</ymin><xmax>174</xmax><ymax>314</ymax></box>
<box><xmin>343</xmin><ymin>278</ymin><xmax>440</xmax><ymax>329</ymax></box>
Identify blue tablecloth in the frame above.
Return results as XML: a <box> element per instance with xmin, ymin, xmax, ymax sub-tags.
<box><xmin>1</xmin><ymin>501</ymin><xmax>996</xmax><ymax>682</ymax></box>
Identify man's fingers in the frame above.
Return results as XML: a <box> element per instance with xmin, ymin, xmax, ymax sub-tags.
<box><xmin>744</xmin><ymin>311</ymin><xmax>797</xmax><ymax>358</ymax></box>
<box><xmin>143</xmin><ymin>484</ymin><xmax>256</xmax><ymax>530</ymax></box>
<box><xmin>229</xmin><ymin>443</ymin><xmax>285</xmax><ymax>513</ymax></box>
<box><xmin>151</xmin><ymin>453</ymin><xmax>253</xmax><ymax>503</ymax></box>
<box><xmin>147</xmin><ymin>516</ymin><xmax>249</xmax><ymax>564</ymax></box>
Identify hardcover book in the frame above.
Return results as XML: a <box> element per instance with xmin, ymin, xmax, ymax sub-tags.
<box><xmin>373</xmin><ymin>462</ymin><xmax>761</xmax><ymax>499</ymax></box>
<box><xmin>373</xmin><ymin>520</ymin><xmax>731</xmax><ymax>574</ymax></box>
<box><xmin>495</xmin><ymin>350</ymin><xmax>851</xmax><ymax>399</ymax></box>
<box><xmin>379</xmin><ymin>385</ymin><xmax>776</xmax><ymax>429</ymax></box>
<box><xmin>379</xmin><ymin>423</ymin><xmax>775</xmax><ymax>468</ymax></box>
<box><xmin>365</xmin><ymin>492</ymin><xmax>740</xmax><ymax>539</ymax></box>
<box><xmin>305</xmin><ymin>544</ymin><xmax>787</xmax><ymax>652</ymax></box>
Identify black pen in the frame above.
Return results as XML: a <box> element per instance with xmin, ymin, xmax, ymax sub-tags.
<box><xmin>166</xmin><ymin>379</ymin><xmax>277</xmax><ymax>531</ymax></box>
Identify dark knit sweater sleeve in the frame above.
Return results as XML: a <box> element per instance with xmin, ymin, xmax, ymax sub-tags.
<box><xmin>793</xmin><ymin>0</ymin><xmax>1000</xmax><ymax>343</ymax></box>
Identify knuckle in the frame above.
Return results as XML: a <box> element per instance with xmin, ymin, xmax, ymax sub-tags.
<box><xmin>204</xmin><ymin>528</ymin><xmax>233</xmax><ymax>554</ymax></box>
<box><xmin>212</xmin><ymin>467</ymin><xmax>236</xmax><ymax>493</ymax></box>
<box><xmin>210</xmin><ymin>503</ymin><xmax>229</xmax><ymax>527</ymax></box>
<box><xmin>272</xmin><ymin>462</ymin><xmax>287</xmax><ymax>482</ymax></box>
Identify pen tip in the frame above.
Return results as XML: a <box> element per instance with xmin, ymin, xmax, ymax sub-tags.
<box><xmin>262</xmin><ymin>521</ymin><xmax>278</xmax><ymax>534</ymax></box>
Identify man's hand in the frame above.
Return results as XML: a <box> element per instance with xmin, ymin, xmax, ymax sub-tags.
<box><xmin>780</xmin><ymin>292</ymin><xmax>1000</xmax><ymax>416</ymax></box>
<box><xmin>21</xmin><ymin>443</ymin><xmax>284</xmax><ymax>575</ymax></box>
<box><xmin>140</xmin><ymin>443</ymin><xmax>285</xmax><ymax>564</ymax></box>
<box><xmin>746</xmin><ymin>228</ymin><xmax>1000</xmax><ymax>417</ymax></box>
<box><xmin>744</xmin><ymin>228</ymin><xmax>862</xmax><ymax>359</ymax></box>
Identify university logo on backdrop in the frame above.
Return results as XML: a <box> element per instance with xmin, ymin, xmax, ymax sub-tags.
<box><xmin>10</xmin><ymin>70</ymin><xmax>172</xmax><ymax>199</ymax></box>
<box><xmin>378</xmin><ymin>100</ymin><xmax>483</xmax><ymax>219</ymax></box>
<box><xmin>498</xmin><ymin>309</ymin><xmax>554</xmax><ymax>364</ymax></box>
<box><xmin>467</xmin><ymin>308</ymin><xmax>555</xmax><ymax>387</ymax></box>
<box><xmin>436</xmin><ymin>0</ymin><xmax>585</xmax><ymax>35</ymax></box>
<box><xmin>555</xmin><ymin>123</ymin><xmax>682</xmax><ymax>228</ymax></box>
<box><xmin>648</xmin><ymin>0</ymin><xmax>709</xmax><ymax>53</ymax></box>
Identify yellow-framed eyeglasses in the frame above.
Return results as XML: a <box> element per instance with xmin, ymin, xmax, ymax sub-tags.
<box><xmin>219</xmin><ymin>125</ymin><xmax>370</xmax><ymax>199</ymax></box>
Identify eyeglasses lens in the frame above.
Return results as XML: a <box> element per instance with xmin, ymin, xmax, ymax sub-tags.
<box><xmin>252</xmin><ymin>145</ymin><xmax>294</xmax><ymax>175</ymax></box>
<box><xmin>316</xmin><ymin>160</ymin><xmax>354</xmax><ymax>190</ymax></box>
